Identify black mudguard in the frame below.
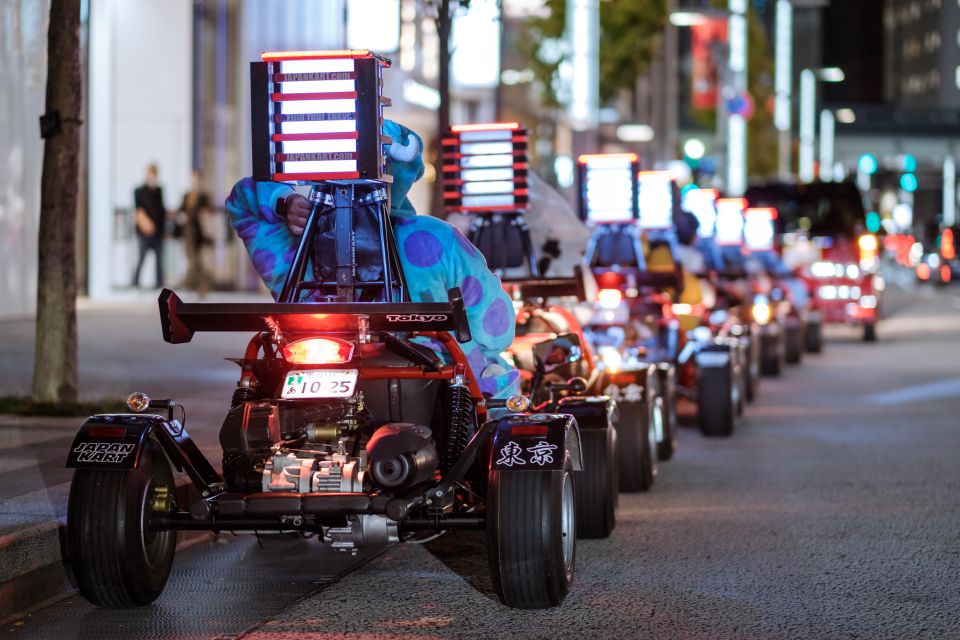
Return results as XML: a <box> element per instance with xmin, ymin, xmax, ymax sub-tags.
<box><xmin>66</xmin><ymin>413</ymin><xmax>223</xmax><ymax>496</ymax></box>
<box><xmin>556</xmin><ymin>396</ymin><xmax>615</xmax><ymax>431</ymax></box>
<box><xmin>66</xmin><ymin>414</ymin><xmax>161</xmax><ymax>470</ymax></box>
<box><xmin>490</xmin><ymin>414</ymin><xmax>583</xmax><ymax>472</ymax></box>
<box><xmin>695</xmin><ymin>341</ymin><xmax>734</xmax><ymax>370</ymax></box>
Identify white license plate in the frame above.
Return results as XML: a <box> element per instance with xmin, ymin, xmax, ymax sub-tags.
<box><xmin>281</xmin><ymin>369</ymin><xmax>358</xmax><ymax>400</ymax></box>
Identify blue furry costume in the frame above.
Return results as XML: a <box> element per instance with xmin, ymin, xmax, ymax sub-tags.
<box><xmin>225</xmin><ymin>120</ymin><xmax>519</xmax><ymax>400</ymax></box>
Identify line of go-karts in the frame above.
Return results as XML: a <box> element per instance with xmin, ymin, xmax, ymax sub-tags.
<box><xmin>61</xmin><ymin>57</ymin><xmax>889</xmax><ymax>614</ymax></box>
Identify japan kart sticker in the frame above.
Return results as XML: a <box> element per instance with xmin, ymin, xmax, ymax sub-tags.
<box><xmin>73</xmin><ymin>441</ymin><xmax>136</xmax><ymax>464</ymax></box>
<box><xmin>496</xmin><ymin>441</ymin><xmax>525</xmax><ymax>466</ymax></box>
<box><xmin>527</xmin><ymin>441</ymin><xmax>558</xmax><ymax>466</ymax></box>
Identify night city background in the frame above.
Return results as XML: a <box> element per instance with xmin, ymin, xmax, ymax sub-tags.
<box><xmin>0</xmin><ymin>1</ymin><xmax>958</xmax><ymax>639</ymax></box>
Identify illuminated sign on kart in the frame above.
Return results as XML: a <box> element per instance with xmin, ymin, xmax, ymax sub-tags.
<box><xmin>577</xmin><ymin>153</ymin><xmax>639</xmax><ymax>224</ymax></box>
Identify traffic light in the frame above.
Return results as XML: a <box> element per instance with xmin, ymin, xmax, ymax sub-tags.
<box><xmin>858</xmin><ymin>154</ymin><xmax>878</xmax><ymax>175</ymax></box>
<box><xmin>900</xmin><ymin>173</ymin><xmax>918</xmax><ymax>192</ymax></box>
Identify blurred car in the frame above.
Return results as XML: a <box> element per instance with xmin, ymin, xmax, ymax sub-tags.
<box><xmin>745</xmin><ymin>180</ymin><xmax>883</xmax><ymax>342</ymax></box>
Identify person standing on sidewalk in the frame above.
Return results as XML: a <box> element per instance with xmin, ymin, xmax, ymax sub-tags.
<box><xmin>178</xmin><ymin>169</ymin><xmax>212</xmax><ymax>296</ymax></box>
<box><xmin>131</xmin><ymin>163</ymin><xmax>168</xmax><ymax>289</ymax></box>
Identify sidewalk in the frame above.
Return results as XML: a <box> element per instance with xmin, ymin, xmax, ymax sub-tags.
<box><xmin>0</xmin><ymin>290</ymin><xmax>270</xmax><ymax>621</ymax></box>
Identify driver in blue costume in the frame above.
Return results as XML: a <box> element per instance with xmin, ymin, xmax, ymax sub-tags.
<box><xmin>225</xmin><ymin>120</ymin><xmax>520</xmax><ymax>401</ymax></box>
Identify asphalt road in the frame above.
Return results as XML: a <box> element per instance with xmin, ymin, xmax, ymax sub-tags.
<box><xmin>4</xmin><ymin>283</ymin><xmax>959</xmax><ymax>640</ymax></box>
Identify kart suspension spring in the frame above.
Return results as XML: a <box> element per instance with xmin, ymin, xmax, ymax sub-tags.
<box><xmin>442</xmin><ymin>384</ymin><xmax>474</xmax><ymax>474</ymax></box>
<box><xmin>231</xmin><ymin>385</ymin><xmax>258</xmax><ymax>408</ymax></box>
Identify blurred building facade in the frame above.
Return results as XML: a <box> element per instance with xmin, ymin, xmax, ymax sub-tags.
<box><xmin>1</xmin><ymin>0</ymin><xmax>505</xmax><ymax>318</ymax></box>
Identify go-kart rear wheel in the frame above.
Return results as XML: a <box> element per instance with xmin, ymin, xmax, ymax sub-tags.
<box><xmin>863</xmin><ymin>323</ymin><xmax>877</xmax><ymax>342</ymax></box>
<box><xmin>66</xmin><ymin>438</ymin><xmax>176</xmax><ymax>607</ymax></box>
<box><xmin>760</xmin><ymin>334</ymin><xmax>784</xmax><ymax>377</ymax></box>
<box><xmin>805</xmin><ymin>320</ymin><xmax>823</xmax><ymax>353</ymax></box>
<box><xmin>487</xmin><ymin>455</ymin><xmax>575</xmax><ymax>609</ymax></box>
<box><xmin>698</xmin><ymin>365</ymin><xmax>736</xmax><ymax>437</ymax></box>
<box><xmin>785</xmin><ymin>324</ymin><xmax>804</xmax><ymax>364</ymax></box>
<box><xmin>745</xmin><ymin>338</ymin><xmax>759</xmax><ymax>402</ymax></box>
<box><xmin>574</xmin><ymin>427</ymin><xmax>617</xmax><ymax>539</ymax></box>
<box><xmin>655</xmin><ymin>366</ymin><xmax>677</xmax><ymax>461</ymax></box>
<box><xmin>614</xmin><ymin>399</ymin><xmax>657</xmax><ymax>492</ymax></box>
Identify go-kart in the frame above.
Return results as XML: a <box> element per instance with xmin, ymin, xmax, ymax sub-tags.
<box><xmin>506</xmin><ymin>322</ymin><xmax>619</xmax><ymax>538</ymax></box>
<box><xmin>504</xmin><ymin>276</ymin><xmax>668</xmax><ymax>496</ymax></box>
<box><xmin>64</xmin><ymin>186</ymin><xmax>582</xmax><ymax>611</ymax></box>
<box><xmin>574</xmin><ymin>159</ymin><xmax>741</xmax><ymax>439</ymax></box>
<box><xmin>64</xmin><ymin>54</ymin><xmax>583</xmax><ymax>610</ymax></box>
<box><xmin>583</xmin><ymin>234</ymin><xmax>740</xmax><ymax>438</ymax></box>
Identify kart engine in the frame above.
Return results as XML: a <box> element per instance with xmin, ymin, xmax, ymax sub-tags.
<box><xmin>218</xmin><ymin>398</ymin><xmax>438</xmax><ymax>551</ymax></box>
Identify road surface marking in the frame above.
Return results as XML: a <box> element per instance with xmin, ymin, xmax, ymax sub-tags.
<box><xmin>866</xmin><ymin>377</ymin><xmax>960</xmax><ymax>406</ymax></box>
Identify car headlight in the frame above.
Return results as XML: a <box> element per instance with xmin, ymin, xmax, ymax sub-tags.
<box><xmin>811</xmin><ymin>261</ymin><xmax>835</xmax><ymax>278</ymax></box>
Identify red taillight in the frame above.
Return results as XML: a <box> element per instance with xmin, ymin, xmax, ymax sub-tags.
<box><xmin>917</xmin><ymin>263</ymin><xmax>931</xmax><ymax>281</ymax></box>
<box><xmin>282</xmin><ymin>337</ymin><xmax>354</xmax><ymax>365</ymax></box>
<box><xmin>88</xmin><ymin>426</ymin><xmax>127</xmax><ymax>438</ymax></box>
<box><xmin>941</xmin><ymin>265</ymin><xmax>952</xmax><ymax>283</ymax></box>
<box><xmin>511</xmin><ymin>425</ymin><xmax>549</xmax><ymax>437</ymax></box>
<box><xmin>942</xmin><ymin>229</ymin><xmax>955</xmax><ymax>261</ymax></box>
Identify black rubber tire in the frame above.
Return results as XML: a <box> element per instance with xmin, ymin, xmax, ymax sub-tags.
<box><xmin>615</xmin><ymin>399</ymin><xmax>657</xmax><ymax>492</ymax></box>
<box><xmin>655</xmin><ymin>366</ymin><xmax>677</xmax><ymax>461</ymax></box>
<box><xmin>863</xmin><ymin>323</ymin><xmax>877</xmax><ymax>342</ymax></box>
<box><xmin>804</xmin><ymin>321</ymin><xmax>823</xmax><ymax>353</ymax></box>
<box><xmin>487</xmin><ymin>455</ymin><xmax>575</xmax><ymax>609</ymax></box>
<box><xmin>745</xmin><ymin>337</ymin><xmax>759</xmax><ymax>402</ymax></box>
<box><xmin>574</xmin><ymin>428</ymin><xmax>617</xmax><ymax>539</ymax></box>
<box><xmin>785</xmin><ymin>325</ymin><xmax>804</xmax><ymax>364</ymax></box>
<box><xmin>66</xmin><ymin>438</ymin><xmax>176</xmax><ymax>607</ymax></box>
<box><xmin>760</xmin><ymin>334</ymin><xmax>784</xmax><ymax>377</ymax></box>
<box><xmin>698</xmin><ymin>365</ymin><xmax>736</xmax><ymax>437</ymax></box>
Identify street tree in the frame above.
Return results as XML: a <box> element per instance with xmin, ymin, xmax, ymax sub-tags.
<box><xmin>32</xmin><ymin>0</ymin><xmax>82</xmax><ymax>404</ymax></box>
<box><xmin>525</xmin><ymin>0</ymin><xmax>667</xmax><ymax>108</ymax></box>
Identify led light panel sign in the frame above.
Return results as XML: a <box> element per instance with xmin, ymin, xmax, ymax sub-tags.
<box><xmin>577</xmin><ymin>154</ymin><xmax>639</xmax><ymax>223</ymax></box>
<box><xmin>637</xmin><ymin>171</ymin><xmax>675</xmax><ymax>230</ymax></box>
<box><xmin>743</xmin><ymin>207</ymin><xmax>777</xmax><ymax>252</ymax></box>
<box><xmin>683</xmin><ymin>188</ymin><xmax>719</xmax><ymax>238</ymax></box>
<box><xmin>442</xmin><ymin>123</ymin><xmax>529</xmax><ymax>212</ymax></box>
<box><xmin>250</xmin><ymin>50</ymin><xmax>392</xmax><ymax>183</ymax></box>
<box><xmin>715</xmin><ymin>198</ymin><xmax>747</xmax><ymax>246</ymax></box>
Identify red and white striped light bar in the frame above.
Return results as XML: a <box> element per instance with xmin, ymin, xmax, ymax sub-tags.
<box><xmin>716</xmin><ymin>198</ymin><xmax>747</xmax><ymax>246</ymax></box>
<box><xmin>637</xmin><ymin>170</ymin><xmax>675</xmax><ymax>230</ymax></box>
<box><xmin>743</xmin><ymin>207</ymin><xmax>778</xmax><ymax>252</ymax></box>
<box><xmin>250</xmin><ymin>49</ymin><xmax>392</xmax><ymax>183</ymax></box>
<box><xmin>683</xmin><ymin>188</ymin><xmax>719</xmax><ymax>238</ymax></box>
<box><xmin>577</xmin><ymin>153</ymin><xmax>639</xmax><ymax>223</ymax></box>
<box><xmin>442</xmin><ymin>122</ymin><xmax>528</xmax><ymax>213</ymax></box>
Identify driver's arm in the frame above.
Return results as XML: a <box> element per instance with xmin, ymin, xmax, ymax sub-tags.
<box><xmin>224</xmin><ymin>177</ymin><xmax>298</xmax><ymax>298</ymax></box>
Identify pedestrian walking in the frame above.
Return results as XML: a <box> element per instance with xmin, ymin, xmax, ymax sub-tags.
<box><xmin>178</xmin><ymin>169</ymin><xmax>212</xmax><ymax>296</ymax></box>
<box><xmin>131</xmin><ymin>163</ymin><xmax>168</xmax><ymax>289</ymax></box>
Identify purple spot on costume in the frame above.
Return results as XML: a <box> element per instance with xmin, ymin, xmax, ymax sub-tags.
<box><xmin>482</xmin><ymin>298</ymin><xmax>511</xmax><ymax>337</ymax></box>
<box><xmin>403</xmin><ymin>230</ymin><xmax>443</xmax><ymax>268</ymax></box>
<box><xmin>461</xmin><ymin>275</ymin><xmax>483</xmax><ymax>307</ymax></box>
